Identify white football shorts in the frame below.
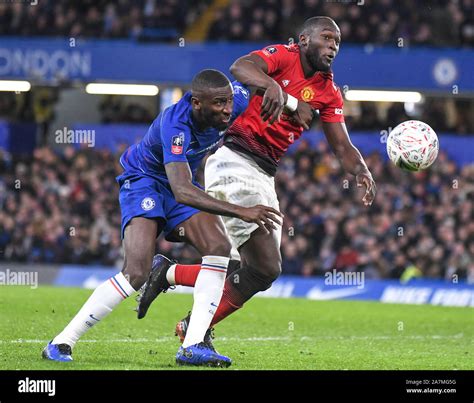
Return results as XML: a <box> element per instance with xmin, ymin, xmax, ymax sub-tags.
<box><xmin>205</xmin><ymin>145</ymin><xmax>282</xmax><ymax>258</ymax></box>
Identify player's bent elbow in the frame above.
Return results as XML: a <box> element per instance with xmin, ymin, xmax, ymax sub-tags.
<box><xmin>229</xmin><ymin>57</ymin><xmax>248</xmax><ymax>79</ymax></box>
<box><xmin>171</xmin><ymin>188</ymin><xmax>188</xmax><ymax>205</ymax></box>
<box><xmin>168</xmin><ymin>181</ymin><xmax>190</xmax><ymax>203</ymax></box>
<box><xmin>229</xmin><ymin>61</ymin><xmax>240</xmax><ymax>77</ymax></box>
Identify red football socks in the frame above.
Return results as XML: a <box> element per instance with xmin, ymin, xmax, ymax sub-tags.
<box><xmin>210</xmin><ymin>278</ymin><xmax>245</xmax><ymax>326</ymax></box>
<box><xmin>173</xmin><ymin>263</ymin><xmax>245</xmax><ymax>326</ymax></box>
<box><xmin>174</xmin><ymin>264</ymin><xmax>201</xmax><ymax>287</ymax></box>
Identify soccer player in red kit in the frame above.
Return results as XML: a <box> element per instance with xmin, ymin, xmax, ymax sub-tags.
<box><xmin>138</xmin><ymin>17</ymin><xmax>377</xmax><ymax>352</ymax></box>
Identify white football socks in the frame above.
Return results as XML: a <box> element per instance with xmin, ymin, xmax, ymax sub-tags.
<box><xmin>52</xmin><ymin>272</ymin><xmax>135</xmax><ymax>348</ymax></box>
<box><xmin>182</xmin><ymin>255</ymin><xmax>229</xmax><ymax>348</ymax></box>
<box><xmin>166</xmin><ymin>264</ymin><xmax>177</xmax><ymax>286</ymax></box>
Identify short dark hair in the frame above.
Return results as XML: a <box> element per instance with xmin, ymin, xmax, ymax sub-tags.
<box><xmin>191</xmin><ymin>69</ymin><xmax>231</xmax><ymax>94</ymax></box>
<box><xmin>300</xmin><ymin>16</ymin><xmax>338</xmax><ymax>36</ymax></box>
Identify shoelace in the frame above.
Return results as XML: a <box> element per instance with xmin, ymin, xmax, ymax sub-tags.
<box><xmin>162</xmin><ymin>285</ymin><xmax>176</xmax><ymax>294</ymax></box>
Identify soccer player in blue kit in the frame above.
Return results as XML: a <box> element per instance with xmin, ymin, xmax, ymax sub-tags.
<box><xmin>42</xmin><ymin>69</ymin><xmax>282</xmax><ymax>367</ymax></box>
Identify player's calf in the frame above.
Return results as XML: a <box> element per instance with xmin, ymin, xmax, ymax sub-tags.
<box><xmin>122</xmin><ymin>254</ymin><xmax>155</xmax><ymax>290</ymax></box>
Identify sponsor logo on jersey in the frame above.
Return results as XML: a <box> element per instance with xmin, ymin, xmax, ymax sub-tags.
<box><xmin>141</xmin><ymin>197</ymin><xmax>155</xmax><ymax>211</ymax></box>
<box><xmin>301</xmin><ymin>86</ymin><xmax>315</xmax><ymax>102</ymax></box>
<box><xmin>263</xmin><ymin>46</ymin><xmax>277</xmax><ymax>56</ymax></box>
<box><xmin>335</xmin><ymin>108</ymin><xmax>343</xmax><ymax>115</ymax></box>
<box><xmin>282</xmin><ymin>79</ymin><xmax>290</xmax><ymax>87</ymax></box>
<box><xmin>171</xmin><ymin>132</ymin><xmax>185</xmax><ymax>154</ymax></box>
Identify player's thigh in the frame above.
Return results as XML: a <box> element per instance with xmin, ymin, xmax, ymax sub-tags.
<box><xmin>171</xmin><ymin>212</ymin><xmax>231</xmax><ymax>257</ymax></box>
<box><xmin>239</xmin><ymin>226</ymin><xmax>282</xmax><ymax>278</ymax></box>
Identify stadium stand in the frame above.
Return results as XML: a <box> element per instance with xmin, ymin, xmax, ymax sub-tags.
<box><xmin>0</xmin><ymin>0</ymin><xmax>211</xmax><ymax>41</ymax></box>
<box><xmin>0</xmin><ymin>0</ymin><xmax>472</xmax><ymax>46</ymax></box>
<box><xmin>207</xmin><ymin>0</ymin><xmax>474</xmax><ymax>46</ymax></box>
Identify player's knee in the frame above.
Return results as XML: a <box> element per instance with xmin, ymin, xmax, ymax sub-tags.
<box><xmin>257</xmin><ymin>256</ymin><xmax>282</xmax><ymax>283</ymax></box>
<box><xmin>204</xmin><ymin>238</ymin><xmax>232</xmax><ymax>258</ymax></box>
<box><xmin>267</xmin><ymin>262</ymin><xmax>282</xmax><ymax>283</ymax></box>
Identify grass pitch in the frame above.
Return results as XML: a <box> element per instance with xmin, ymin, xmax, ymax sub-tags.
<box><xmin>0</xmin><ymin>286</ymin><xmax>472</xmax><ymax>370</ymax></box>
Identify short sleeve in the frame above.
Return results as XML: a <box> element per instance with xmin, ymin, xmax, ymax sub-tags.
<box><xmin>251</xmin><ymin>44</ymin><xmax>289</xmax><ymax>75</ymax></box>
<box><xmin>319</xmin><ymin>82</ymin><xmax>345</xmax><ymax>123</ymax></box>
<box><xmin>160</xmin><ymin>111</ymin><xmax>191</xmax><ymax>164</ymax></box>
<box><xmin>231</xmin><ymin>81</ymin><xmax>250</xmax><ymax>117</ymax></box>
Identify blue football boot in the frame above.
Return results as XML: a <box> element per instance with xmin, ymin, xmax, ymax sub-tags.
<box><xmin>42</xmin><ymin>341</ymin><xmax>73</xmax><ymax>362</ymax></box>
<box><xmin>176</xmin><ymin>342</ymin><xmax>231</xmax><ymax>368</ymax></box>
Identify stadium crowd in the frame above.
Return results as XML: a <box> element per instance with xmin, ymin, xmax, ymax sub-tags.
<box><xmin>0</xmin><ymin>0</ymin><xmax>472</xmax><ymax>47</ymax></box>
<box><xmin>209</xmin><ymin>0</ymin><xmax>473</xmax><ymax>46</ymax></box>
<box><xmin>0</xmin><ymin>0</ymin><xmax>209</xmax><ymax>40</ymax></box>
<box><xmin>0</xmin><ymin>142</ymin><xmax>472</xmax><ymax>282</ymax></box>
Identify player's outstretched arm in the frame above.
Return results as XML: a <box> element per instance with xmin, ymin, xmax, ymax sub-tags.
<box><xmin>322</xmin><ymin>121</ymin><xmax>376</xmax><ymax>206</ymax></box>
<box><xmin>165</xmin><ymin>161</ymin><xmax>283</xmax><ymax>231</ymax></box>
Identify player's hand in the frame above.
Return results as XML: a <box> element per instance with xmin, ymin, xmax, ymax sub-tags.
<box><xmin>356</xmin><ymin>170</ymin><xmax>376</xmax><ymax>206</ymax></box>
<box><xmin>291</xmin><ymin>101</ymin><xmax>313</xmax><ymax>130</ymax></box>
<box><xmin>261</xmin><ymin>82</ymin><xmax>285</xmax><ymax>125</ymax></box>
<box><xmin>238</xmin><ymin>205</ymin><xmax>283</xmax><ymax>233</ymax></box>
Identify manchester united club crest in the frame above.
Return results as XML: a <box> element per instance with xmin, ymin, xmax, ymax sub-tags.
<box><xmin>301</xmin><ymin>87</ymin><xmax>315</xmax><ymax>102</ymax></box>
<box><xmin>171</xmin><ymin>132</ymin><xmax>185</xmax><ymax>154</ymax></box>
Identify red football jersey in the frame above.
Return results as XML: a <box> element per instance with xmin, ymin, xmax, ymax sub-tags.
<box><xmin>225</xmin><ymin>43</ymin><xmax>344</xmax><ymax>176</ymax></box>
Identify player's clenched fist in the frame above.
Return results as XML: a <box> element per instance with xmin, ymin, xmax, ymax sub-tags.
<box><xmin>237</xmin><ymin>205</ymin><xmax>283</xmax><ymax>233</ymax></box>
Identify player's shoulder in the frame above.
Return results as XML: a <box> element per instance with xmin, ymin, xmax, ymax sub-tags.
<box><xmin>260</xmin><ymin>43</ymin><xmax>299</xmax><ymax>57</ymax></box>
<box><xmin>160</xmin><ymin>92</ymin><xmax>193</xmax><ymax>128</ymax></box>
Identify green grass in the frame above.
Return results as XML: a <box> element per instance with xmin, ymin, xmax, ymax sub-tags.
<box><xmin>0</xmin><ymin>286</ymin><xmax>472</xmax><ymax>370</ymax></box>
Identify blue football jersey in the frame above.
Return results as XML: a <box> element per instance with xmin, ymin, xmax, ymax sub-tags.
<box><xmin>119</xmin><ymin>81</ymin><xmax>250</xmax><ymax>182</ymax></box>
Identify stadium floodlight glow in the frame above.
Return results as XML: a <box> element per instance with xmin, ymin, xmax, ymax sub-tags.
<box><xmin>85</xmin><ymin>83</ymin><xmax>159</xmax><ymax>96</ymax></box>
<box><xmin>345</xmin><ymin>90</ymin><xmax>423</xmax><ymax>103</ymax></box>
<box><xmin>0</xmin><ymin>80</ymin><xmax>31</xmax><ymax>92</ymax></box>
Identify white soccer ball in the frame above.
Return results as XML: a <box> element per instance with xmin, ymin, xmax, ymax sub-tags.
<box><xmin>386</xmin><ymin>120</ymin><xmax>439</xmax><ymax>172</ymax></box>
